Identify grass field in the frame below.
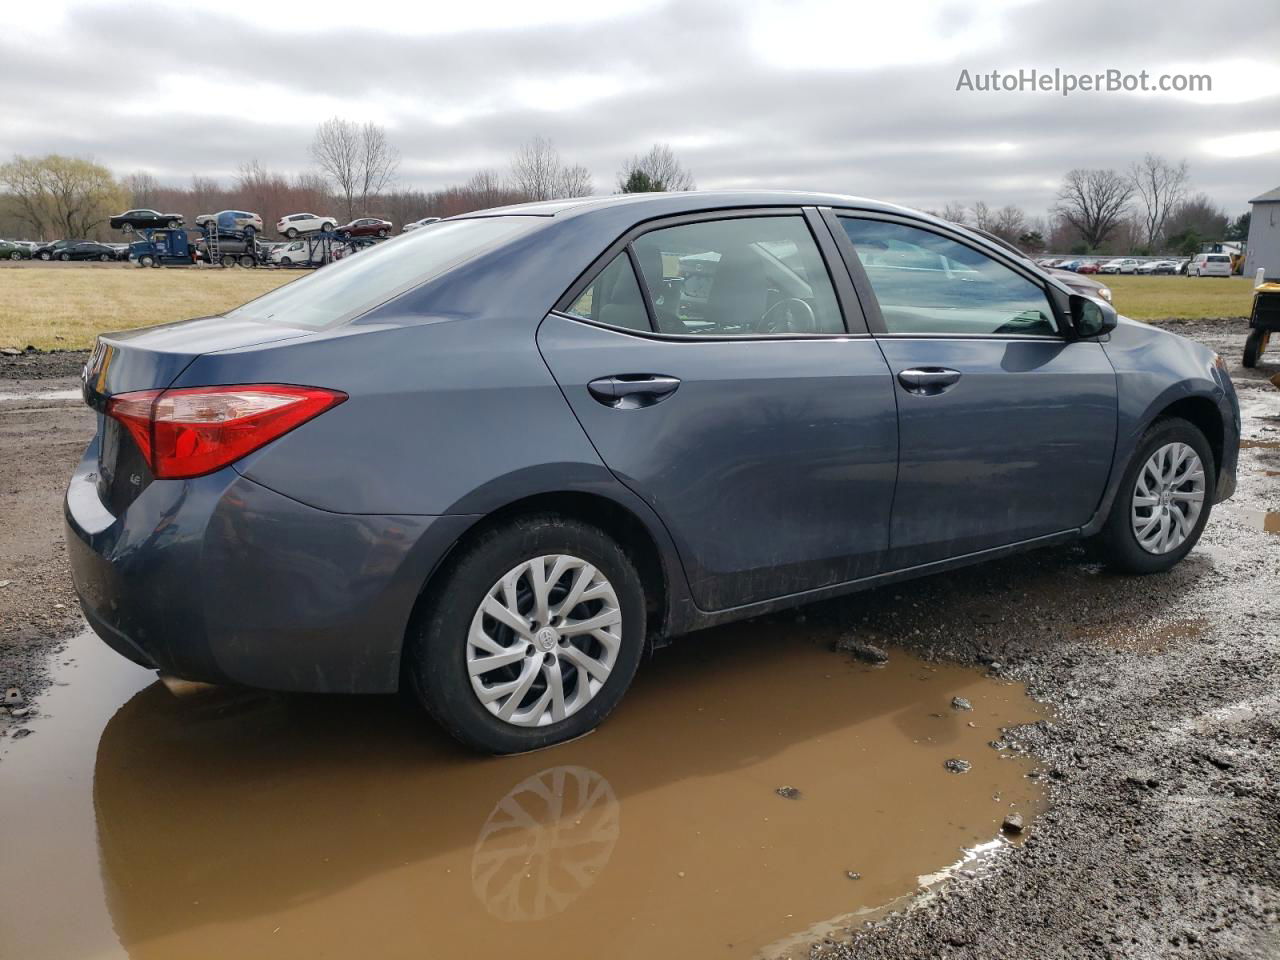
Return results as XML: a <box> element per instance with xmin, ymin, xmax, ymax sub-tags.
<box><xmin>0</xmin><ymin>264</ymin><xmax>1260</xmax><ymax>352</ymax></box>
<box><xmin>1104</xmin><ymin>274</ymin><xmax>1256</xmax><ymax>321</ymax></box>
<box><xmin>0</xmin><ymin>266</ymin><xmax>298</xmax><ymax>351</ymax></box>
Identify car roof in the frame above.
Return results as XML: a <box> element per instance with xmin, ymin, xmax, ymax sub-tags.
<box><xmin>455</xmin><ymin>190</ymin><xmax>936</xmax><ymax>222</ymax></box>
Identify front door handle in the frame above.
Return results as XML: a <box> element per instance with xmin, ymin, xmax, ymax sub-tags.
<box><xmin>588</xmin><ymin>375</ymin><xmax>682</xmax><ymax>409</ymax></box>
<box><xmin>897</xmin><ymin>367</ymin><xmax>962</xmax><ymax>396</ymax></box>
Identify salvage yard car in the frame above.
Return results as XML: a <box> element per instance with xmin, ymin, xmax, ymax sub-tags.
<box><xmin>0</xmin><ymin>238</ymin><xmax>31</xmax><ymax>260</ymax></box>
<box><xmin>66</xmin><ymin>192</ymin><xmax>1240</xmax><ymax>754</ymax></box>
<box><xmin>277</xmin><ymin>213</ymin><xmax>337</xmax><ymax>238</ymax></box>
<box><xmin>1101</xmin><ymin>258</ymin><xmax>1139</xmax><ymax>274</ymax></box>
<box><xmin>1187</xmin><ymin>253</ymin><xmax>1232</xmax><ymax>277</ymax></box>
<box><xmin>335</xmin><ymin>217</ymin><xmax>393</xmax><ymax>238</ymax></box>
<box><xmin>55</xmin><ymin>241</ymin><xmax>121</xmax><ymax>261</ymax></box>
<box><xmin>196</xmin><ymin>211</ymin><xmax>264</xmax><ymax>236</ymax></box>
<box><xmin>109</xmin><ymin>209</ymin><xmax>184</xmax><ymax>231</ymax></box>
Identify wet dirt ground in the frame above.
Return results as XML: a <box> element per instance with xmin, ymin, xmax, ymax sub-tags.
<box><xmin>0</xmin><ymin>623</ymin><xmax>1042</xmax><ymax>960</ymax></box>
<box><xmin>2</xmin><ymin>318</ymin><xmax>1279</xmax><ymax>959</ymax></box>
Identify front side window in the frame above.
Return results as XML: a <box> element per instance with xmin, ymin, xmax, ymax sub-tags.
<box><xmin>840</xmin><ymin>218</ymin><xmax>1058</xmax><ymax>337</ymax></box>
<box><xmin>229</xmin><ymin>216</ymin><xmax>537</xmax><ymax>328</ymax></box>
<box><xmin>630</xmin><ymin>216</ymin><xmax>844</xmax><ymax>336</ymax></box>
<box><xmin>565</xmin><ymin>253</ymin><xmax>650</xmax><ymax>332</ymax></box>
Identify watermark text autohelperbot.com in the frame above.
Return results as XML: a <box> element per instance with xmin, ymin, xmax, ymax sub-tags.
<box><xmin>956</xmin><ymin>68</ymin><xmax>1211</xmax><ymax>96</ymax></box>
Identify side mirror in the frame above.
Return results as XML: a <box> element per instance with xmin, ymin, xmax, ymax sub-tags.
<box><xmin>1070</xmin><ymin>294</ymin><xmax>1118</xmax><ymax>338</ymax></box>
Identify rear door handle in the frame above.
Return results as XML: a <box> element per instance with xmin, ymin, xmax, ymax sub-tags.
<box><xmin>588</xmin><ymin>375</ymin><xmax>682</xmax><ymax>409</ymax></box>
<box><xmin>897</xmin><ymin>367</ymin><xmax>962</xmax><ymax>395</ymax></box>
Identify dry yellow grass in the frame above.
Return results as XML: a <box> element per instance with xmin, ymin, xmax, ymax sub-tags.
<box><xmin>0</xmin><ymin>265</ymin><xmax>298</xmax><ymax>351</ymax></box>
<box><xmin>1104</xmin><ymin>275</ymin><xmax>1256</xmax><ymax>321</ymax></box>
<box><xmin>0</xmin><ymin>264</ymin><xmax>1260</xmax><ymax>352</ymax></box>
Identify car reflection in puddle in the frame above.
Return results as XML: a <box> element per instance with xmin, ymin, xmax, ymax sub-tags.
<box><xmin>3</xmin><ymin>622</ymin><xmax>1044</xmax><ymax>960</ymax></box>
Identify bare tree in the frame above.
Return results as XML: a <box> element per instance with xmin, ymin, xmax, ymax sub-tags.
<box><xmin>1129</xmin><ymin>154</ymin><xmax>1189</xmax><ymax>250</ymax></box>
<box><xmin>509</xmin><ymin>137</ymin><xmax>593</xmax><ymax>201</ymax></box>
<box><xmin>941</xmin><ymin>201</ymin><xmax>968</xmax><ymax>225</ymax></box>
<box><xmin>123</xmin><ymin>171</ymin><xmax>160</xmax><ymax>208</ymax></box>
<box><xmin>1053</xmin><ymin>169</ymin><xmax>1134</xmax><ymax>250</ymax></box>
<box><xmin>991</xmin><ymin>204</ymin><xmax>1026</xmax><ymax>243</ymax></box>
<box><xmin>616</xmin><ymin>143</ymin><xmax>695</xmax><ymax>192</ymax></box>
<box><xmin>189</xmin><ymin>175</ymin><xmax>221</xmax><ymax>214</ymax></box>
<box><xmin>310</xmin><ymin>118</ymin><xmax>397</xmax><ymax>220</ymax></box>
<box><xmin>510</xmin><ymin>136</ymin><xmax>563</xmax><ymax>201</ymax></box>
<box><xmin>465</xmin><ymin>169</ymin><xmax>515</xmax><ymax>207</ymax></box>
<box><xmin>557</xmin><ymin>163</ymin><xmax>594</xmax><ymax>198</ymax></box>
<box><xmin>358</xmin><ymin>121</ymin><xmax>400</xmax><ymax>209</ymax></box>
<box><xmin>970</xmin><ymin>201</ymin><xmax>994</xmax><ymax>231</ymax></box>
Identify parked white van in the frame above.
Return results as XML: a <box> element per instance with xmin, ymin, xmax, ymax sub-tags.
<box><xmin>1187</xmin><ymin>253</ymin><xmax>1232</xmax><ymax>277</ymax></box>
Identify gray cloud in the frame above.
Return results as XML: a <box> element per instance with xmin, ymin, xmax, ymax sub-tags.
<box><xmin>2</xmin><ymin>0</ymin><xmax>1277</xmax><ymax>215</ymax></box>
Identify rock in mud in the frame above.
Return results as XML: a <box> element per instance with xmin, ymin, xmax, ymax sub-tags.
<box><xmin>951</xmin><ymin>697</ymin><xmax>973</xmax><ymax>711</ymax></box>
<box><xmin>834</xmin><ymin>637</ymin><xmax>889</xmax><ymax>663</ymax></box>
<box><xmin>1001</xmin><ymin>813</ymin><xmax>1025</xmax><ymax>834</ymax></box>
<box><xmin>12</xmin><ymin>728</ymin><xmax>33</xmax><ymax>739</ymax></box>
<box><xmin>845</xmin><ymin>871</ymin><xmax>862</xmax><ymax>880</ymax></box>
<box><xmin>3</xmin><ymin>687</ymin><xmax>23</xmax><ymax>706</ymax></box>
<box><xmin>944</xmin><ymin>759</ymin><xmax>972</xmax><ymax>774</ymax></box>
<box><xmin>776</xmin><ymin>785</ymin><xmax>802</xmax><ymax>799</ymax></box>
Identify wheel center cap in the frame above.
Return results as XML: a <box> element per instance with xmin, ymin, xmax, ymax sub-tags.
<box><xmin>1159</xmin><ymin>488</ymin><xmax>1172</xmax><ymax>507</ymax></box>
<box><xmin>535</xmin><ymin>626</ymin><xmax>559</xmax><ymax>651</ymax></box>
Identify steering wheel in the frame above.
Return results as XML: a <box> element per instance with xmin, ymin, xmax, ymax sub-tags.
<box><xmin>757</xmin><ymin>297</ymin><xmax>817</xmax><ymax>334</ymax></box>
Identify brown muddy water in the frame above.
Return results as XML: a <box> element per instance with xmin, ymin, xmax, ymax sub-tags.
<box><xmin>0</xmin><ymin>623</ymin><xmax>1043</xmax><ymax>960</ymax></box>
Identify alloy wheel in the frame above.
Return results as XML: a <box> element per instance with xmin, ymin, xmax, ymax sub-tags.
<box><xmin>1131</xmin><ymin>442</ymin><xmax>1205</xmax><ymax>554</ymax></box>
<box><xmin>466</xmin><ymin>554</ymin><xmax>622</xmax><ymax>727</ymax></box>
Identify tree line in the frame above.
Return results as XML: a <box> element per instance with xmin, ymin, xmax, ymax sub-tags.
<box><xmin>934</xmin><ymin>154</ymin><xmax>1249</xmax><ymax>257</ymax></box>
<box><xmin>0</xmin><ymin>120</ymin><xmax>696</xmax><ymax>242</ymax></box>
<box><xmin>0</xmin><ymin>122</ymin><xmax>1249</xmax><ymax>255</ymax></box>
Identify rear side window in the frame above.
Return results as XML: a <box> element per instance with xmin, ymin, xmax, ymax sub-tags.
<box><xmin>565</xmin><ymin>253</ymin><xmax>651</xmax><ymax>332</ymax></box>
<box><xmin>229</xmin><ymin>217</ymin><xmax>537</xmax><ymax>328</ymax></box>
<box><xmin>630</xmin><ymin>216</ymin><xmax>844</xmax><ymax>336</ymax></box>
<box><xmin>840</xmin><ymin>218</ymin><xmax>1057</xmax><ymax>337</ymax></box>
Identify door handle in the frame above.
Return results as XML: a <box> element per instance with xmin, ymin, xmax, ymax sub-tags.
<box><xmin>588</xmin><ymin>375</ymin><xmax>681</xmax><ymax>409</ymax></box>
<box><xmin>897</xmin><ymin>367</ymin><xmax>961</xmax><ymax>396</ymax></box>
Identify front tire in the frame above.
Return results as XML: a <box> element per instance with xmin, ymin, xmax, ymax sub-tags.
<box><xmin>1094</xmin><ymin>419</ymin><xmax>1214</xmax><ymax>574</ymax></box>
<box><xmin>408</xmin><ymin>515</ymin><xmax>646</xmax><ymax>754</ymax></box>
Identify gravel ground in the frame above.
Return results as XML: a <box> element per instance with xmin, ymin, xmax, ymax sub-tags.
<box><xmin>0</xmin><ymin>349</ymin><xmax>92</xmax><ymax>718</ymax></box>
<box><xmin>1</xmin><ymin>325</ymin><xmax>1278</xmax><ymax>959</ymax></box>
<box><xmin>805</xmin><ymin>317</ymin><xmax>1280</xmax><ymax>959</ymax></box>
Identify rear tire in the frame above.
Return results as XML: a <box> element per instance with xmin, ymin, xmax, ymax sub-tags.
<box><xmin>1094</xmin><ymin>418</ymin><xmax>1215</xmax><ymax>574</ymax></box>
<box><xmin>286</xmin><ymin>228</ymin><xmax>298</xmax><ymax>239</ymax></box>
<box><xmin>407</xmin><ymin>515</ymin><xmax>646</xmax><ymax>754</ymax></box>
<box><xmin>1243</xmin><ymin>330</ymin><xmax>1268</xmax><ymax>368</ymax></box>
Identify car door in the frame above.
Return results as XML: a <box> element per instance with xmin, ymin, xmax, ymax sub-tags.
<box><xmin>537</xmin><ymin>209</ymin><xmax>899</xmax><ymax>611</ymax></box>
<box><xmin>829</xmin><ymin>212</ymin><xmax>1117</xmax><ymax>569</ymax></box>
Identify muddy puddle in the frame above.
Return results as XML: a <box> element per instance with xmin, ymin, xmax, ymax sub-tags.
<box><xmin>0</xmin><ymin>624</ymin><xmax>1043</xmax><ymax>960</ymax></box>
<box><xmin>1242</xmin><ymin>508</ymin><xmax>1280</xmax><ymax>534</ymax></box>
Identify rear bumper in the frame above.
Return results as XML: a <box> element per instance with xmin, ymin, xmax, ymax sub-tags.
<box><xmin>65</xmin><ymin>441</ymin><xmax>475</xmax><ymax>693</ymax></box>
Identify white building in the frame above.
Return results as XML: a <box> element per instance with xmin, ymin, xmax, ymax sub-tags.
<box><xmin>1243</xmin><ymin>186</ymin><xmax>1280</xmax><ymax>280</ymax></box>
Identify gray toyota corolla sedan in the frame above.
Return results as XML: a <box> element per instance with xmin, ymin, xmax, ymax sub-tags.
<box><xmin>67</xmin><ymin>191</ymin><xmax>1240</xmax><ymax>753</ymax></box>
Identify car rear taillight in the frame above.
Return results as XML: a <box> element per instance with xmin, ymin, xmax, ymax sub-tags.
<box><xmin>106</xmin><ymin>385</ymin><xmax>346</xmax><ymax>479</ymax></box>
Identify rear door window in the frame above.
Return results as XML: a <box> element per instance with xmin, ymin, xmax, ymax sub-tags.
<box><xmin>630</xmin><ymin>216</ymin><xmax>845</xmax><ymax>336</ymax></box>
<box><xmin>564</xmin><ymin>254</ymin><xmax>651</xmax><ymax>332</ymax></box>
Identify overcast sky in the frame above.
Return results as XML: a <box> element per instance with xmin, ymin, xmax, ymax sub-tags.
<box><xmin>4</xmin><ymin>0</ymin><xmax>1279</xmax><ymax>216</ymax></box>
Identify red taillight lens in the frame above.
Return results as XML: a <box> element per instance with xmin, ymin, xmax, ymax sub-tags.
<box><xmin>106</xmin><ymin>385</ymin><xmax>347</xmax><ymax>479</ymax></box>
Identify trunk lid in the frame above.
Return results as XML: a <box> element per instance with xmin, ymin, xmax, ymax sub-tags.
<box><xmin>83</xmin><ymin>315</ymin><xmax>311</xmax><ymax>514</ymax></box>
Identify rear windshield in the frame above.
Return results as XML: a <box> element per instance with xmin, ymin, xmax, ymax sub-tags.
<box><xmin>1207</xmin><ymin>255</ymin><xmax>1229</xmax><ymax>262</ymax></box>
<box><xmin>229</xmin><ymin>217</ymin><xmax>538</xmax><ymax>328</ymax></box>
